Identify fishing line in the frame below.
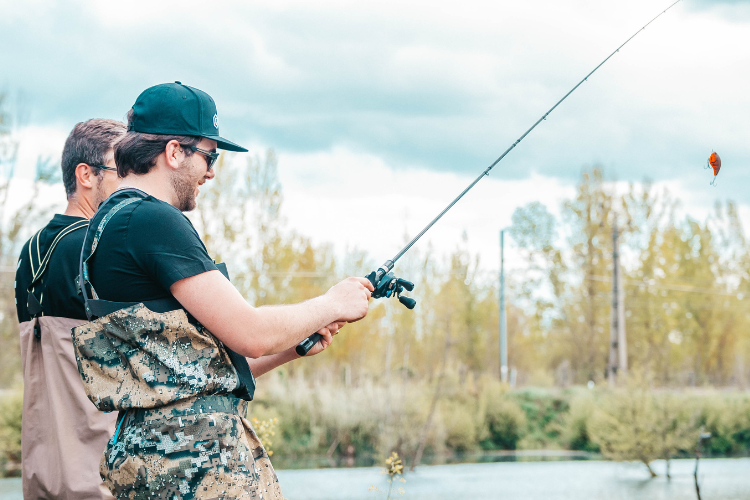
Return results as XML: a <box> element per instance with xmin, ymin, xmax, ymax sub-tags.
<box><xmin>297</xmin><ymin>0</ymin><xmax>684</xmax><ymax>356</ymax></box>
<box><xmin>392</xmin><ymin>0</ymin><xmax>683</xmax><ymax>265</ymax></box>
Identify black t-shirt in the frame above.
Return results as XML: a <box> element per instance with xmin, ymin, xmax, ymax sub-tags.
<box><xmin>83</xmin><ymin>190</ymin><xmax>218</xmax><ymax>304</ymax></box>
<box><xmin>83</xmin><ymin>189</ymin><xmax>256</xmax><ymax>402</ymax></box>
<box><xmin>15</xmin><ymin>214</ymin><xmax>89</xmax><ymax>322</ymax></box>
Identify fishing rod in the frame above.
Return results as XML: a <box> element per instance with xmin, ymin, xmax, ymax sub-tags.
<box><xmin>296</xmin><ymin>0</ymin><xmax>683</xmax><ymax>356</ymax></box>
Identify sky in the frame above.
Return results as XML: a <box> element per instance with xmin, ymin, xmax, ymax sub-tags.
<box><xmin>1</xmin><ymin>0</ymin><xmax>749</xmax><ymax>273</ymax></box>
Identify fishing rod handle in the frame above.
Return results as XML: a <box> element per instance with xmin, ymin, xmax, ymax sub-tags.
<box><xmin>295</xmin><ymin>269</ymin><xmax>386</xmax><ymax>356</ymax></box>
<box><xmin>295</xmin><ymin>333</ymin><xmax>323</xmax><ymax>356</ymax></box>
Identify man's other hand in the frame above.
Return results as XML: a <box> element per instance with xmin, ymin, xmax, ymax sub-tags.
<box><xmin>305</xmin><ymin>321</ymin><xmax>347</xmax><ymax>356</ymax></box>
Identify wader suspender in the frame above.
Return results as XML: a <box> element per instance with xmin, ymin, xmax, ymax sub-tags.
<box><xmin>78</xmin><ymin>188</ymin><xmax>255</xmax><ymax>401</ymax></box>
<box><xmin>26</xmin><ymin>219</ymin><xmax>89</xmax><ymax>338</ymax></box>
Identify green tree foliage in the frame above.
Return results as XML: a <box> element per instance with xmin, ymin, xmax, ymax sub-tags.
<box><xmin>510</xmin><ymin>168</ymin><xmax>750</xmax><ymax>386</ymax></box>
<box><xmin>589</xmin><ymin>375</ymin><xmax>697</xmax><ymax>477</ymax></box>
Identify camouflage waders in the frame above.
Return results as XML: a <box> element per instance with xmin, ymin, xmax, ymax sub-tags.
<box><xmin>72</xmin><ymin>303</ymin><xmax>283</xmax><ymax>500</ymax></box>
<box><xmin>72</xmin><ymin>192</ymin><xmax>281</xmax><ymax>499</ymax></box>
<box><xmin>103</xmin><ymin>395</ymin><xmax>280</xmax><ymax>499</ymax></box>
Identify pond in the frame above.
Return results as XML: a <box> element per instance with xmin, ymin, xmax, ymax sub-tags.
<box><xmin>1</xmin><ymin>457</ymin><xmax>747</xmax><ymax>500</ymax></box>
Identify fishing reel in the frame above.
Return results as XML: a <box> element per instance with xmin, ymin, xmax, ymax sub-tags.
<box><xmin>366</xmin><ymin>269</ymin><xmax>416</xmax><ymax>310</ymax></box>
<box><xmin>296</xmin><ymin>262</ymin><xmax>416</xmax><ymax>356</ymax></box>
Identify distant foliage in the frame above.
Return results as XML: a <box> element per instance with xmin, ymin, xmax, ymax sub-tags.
<box><xmin>589</xmin><ymin>374</ymin><xmax>697</xmax><ymax>477</ymax></box>
<box><xmin>0</xmin><ymin>390</ymin><xmax>22</xmax><ymax>477</ymax></box>
<box><xmin>248</xmin><ymin>373</ymin><xmax>749</xmax><ymax>471</ymax></box>
<box><xmin>510</xmin><ymin>169</ymin><xmax>750</xmax><ymax>386</ymax></box>
<box><xmin>481</xmin><ymin>393</ymin><xmax>527</xmax><ymax>450</ymax></box>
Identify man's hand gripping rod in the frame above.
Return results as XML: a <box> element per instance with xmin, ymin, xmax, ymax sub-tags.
<box><xmin>295</xmin><ymin>260</ymin><xmax>415</xmax><ymax>355</ymax></box>
<box><xmin>296</xmin><ymin>0</ymin><xmax>683</xmax><ymax>356</ymax></box>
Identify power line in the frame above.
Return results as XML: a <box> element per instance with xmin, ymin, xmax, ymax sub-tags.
<box><xmin>586</xmin><ymin>274</ymin><xmax>744</xmax><ymax>298</ymax></box>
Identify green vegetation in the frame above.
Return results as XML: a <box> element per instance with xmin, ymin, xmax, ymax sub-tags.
<box><xmin>588</xmin><ymin>374</ymin><xmax>697</xmax><ymax>477</ymax></box>
<box><xmin>0</xmin><ymin>390</ymin><xmax>23</xmax><ymax>477</ymax></box>
<box><xmin>242</xmin><ymin>374</ymin><xmax>750</xmax><ymax>472</ymax></box>
<box><xmin>0</xmin><ymin>380</ymin><xmax>748</xmax><ymax>476</ymax></box>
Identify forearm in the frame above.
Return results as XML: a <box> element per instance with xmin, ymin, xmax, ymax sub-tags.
<box><xmin>246</xmin><ymin>347</ymin><xmax>300</xmax><ymax>378</ymax></box>
<box><xmin>241</xmin><ymin>296</ymin><xmax>339</xmax><ymax>356</ymax></box>
<box><xmin>172</xmin><ymin>271</ymin><xmax>370</xmax><ymax>359</ymax></box>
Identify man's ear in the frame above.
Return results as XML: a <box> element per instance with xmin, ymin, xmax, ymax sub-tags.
<box><xmin>164</xmin><ymin>140</ymin><xmax>183</xmax><ymax>171</ymax></box>
<box><xmin>74</xmin><ymin>163</ymin><xmax>96</xmax><ymax>190</ymax></box>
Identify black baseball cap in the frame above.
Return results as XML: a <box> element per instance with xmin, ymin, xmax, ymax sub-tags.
<box><xmin>128</xmin><ymin>82</ymin><xmax>247</xmax><ymax>152</ymax></box>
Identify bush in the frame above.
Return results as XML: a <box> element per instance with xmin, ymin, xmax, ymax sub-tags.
<box><xmin>589</xmin><ymin>379</ymin><xmax>697</xmax><ymax>477</ymax></box>
<box><xmin>512</xmin><ymin>389</ymin><xmax>568</xmax><ymax>449</ymax></box>
<box><xmin>482</xmin><ymin>397</ymin><xmax>527</xmax><ymax>450</ymax></box>
<box><xmin>696</xmin><ymin>394</ymin><xmax>750</xmax><ymax>455</ymax></box>
<box><xmin>246</xmin><ymin>372</ymin><xmax>749</xmax><ymax>469</ymax></box>
<box><xmin>0</xmin><ymin>390</ymin><xmax>23</xmax><ymax>477</ymax></box>
<box><xmin>441</xmin><ymin>400</ymin><xmax>478</xmax><ymax>453</ymax></box>
<box><xmin>561</xmin><ymin>391</ymin><xmax>599</xmax><ymax>452</ymax></box>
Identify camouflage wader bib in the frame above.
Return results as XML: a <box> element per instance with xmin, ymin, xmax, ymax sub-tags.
<box><xmin>72</xmin><ymin>192</ymin><xmax>283</xmax><ymax>499</ymax></box>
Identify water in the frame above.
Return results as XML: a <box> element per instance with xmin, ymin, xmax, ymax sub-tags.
<box><xmin>1</xmin><ymin>458</ymin><xmax>748</xmax><ymax>500</ymax></box>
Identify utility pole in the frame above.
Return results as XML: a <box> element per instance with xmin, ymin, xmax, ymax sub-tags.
<box><xmin>607</xmin><ymin>220</ymin><xmax>627</xmax><ymax>385</ymax></box>
<box><xmin>500</xmin><ymin>230</ymin><xmax>508</xmax><ymax>383</ymax></box>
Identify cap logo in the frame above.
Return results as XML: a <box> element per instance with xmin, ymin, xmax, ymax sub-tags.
<box><xmin>213</xmin><ymin>114</ymin><xmax>219</xmax><ymax>129</ymax></box>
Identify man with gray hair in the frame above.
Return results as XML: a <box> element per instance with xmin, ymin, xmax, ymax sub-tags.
<box><xmin>15</xmin><ymin>118</ymin><xmax>125</xmax><ymax>499</ymax></box>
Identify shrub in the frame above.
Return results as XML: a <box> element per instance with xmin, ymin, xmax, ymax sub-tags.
<box><xmin>441</xmin><ymin>400</ymin><xmax>478</xmax><ymax>453</ymax></box>
<box><xmin>482</xmin><ymin>397</ymin><xmax>527</xmax><ymax>450</ymax></box>
<box><xmin>589</xmin><ymin>379</ymin><xmax>697</xmax><ymax>477</ymax></box>
<box><xmin>0</xmin><ymin>390</ymin><xmax>23</xmax><ymax>477</ymax></box>
<box><xmin>512</xmin><ymin>389</ymin><xmax>568</xmax><ymax>449</ymax></box>
<box><xmin>561</xmin><ymin>391</ymin><xmax>599</xmax><ymax>452</ymax></box>
<box><xmin>696</xmin><ymin>394</ymin><xmax>750</xmax><ymax>455</ymax></box>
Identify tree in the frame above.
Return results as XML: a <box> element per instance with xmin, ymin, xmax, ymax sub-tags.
<box><xmin>589</xmin><ymin>374</ymin><xmax>696</xmax><ymax>477</ymax></box>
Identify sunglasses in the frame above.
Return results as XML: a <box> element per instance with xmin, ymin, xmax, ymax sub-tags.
<box><xmin>183</xmin><ymin>145</ymin><xmax>220</xmax><ymax>171</ymax></box>
<box><xmin>92</xmin><ymin>165</ymin><xmax>117</xmax><ymax>172</ymax></box>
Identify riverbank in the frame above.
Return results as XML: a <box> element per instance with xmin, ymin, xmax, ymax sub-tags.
<box><xmin>247</xmin><ymin>376</ymin><xmax>750</xmax><ymax>467</ymax></box>
<box><xmin>2</xmin><ymin>383</ymin><xmax>750</xmax><ymax>477</ymax></box>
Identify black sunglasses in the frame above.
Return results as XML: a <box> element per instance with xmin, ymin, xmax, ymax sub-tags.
<box><xmin>92</xmin><ymin>165</ymin><xmax>117</xmax><ymax>172</ymax></box>
<box><xmin>183</xmin><ymin>145</ymin><xmax>220</xmax><ymax>171</ymax></box>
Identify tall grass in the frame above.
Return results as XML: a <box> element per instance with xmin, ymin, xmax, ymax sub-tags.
<box><xmin>245</xmin><ymin>372</ymin><xmax>750</xmax><ymax>470</ymax></box>
<box><xmin>1</xmin><ymin>381</ymin><xmax>748</xmax><ymax>477</ymax></box>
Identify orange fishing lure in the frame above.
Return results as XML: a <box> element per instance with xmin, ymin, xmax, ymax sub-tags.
<box><xmin>706</xmin><ymin>151</ymin><xmax>721</xmax><ymax>186</ymax></box>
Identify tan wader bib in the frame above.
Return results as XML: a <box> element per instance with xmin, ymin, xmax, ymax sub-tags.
<box><xmin>20</xmin><ymin>316</ymin><xmax>116</xmax><ymax>500</ymax></box>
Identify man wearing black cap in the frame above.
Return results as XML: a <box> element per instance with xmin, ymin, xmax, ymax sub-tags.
<box><xmin>71</xmin><ymin>82</ymin><xmax>373</xmax><ymax>499</ymax></box>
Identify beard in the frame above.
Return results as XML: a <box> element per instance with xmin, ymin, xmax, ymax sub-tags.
<box><xmin>171</xmin><ymin>157</ymin><xmax>200</xmax><ymax>212</ymax></box>
<box><xmin>93</xmin><ymin>176</ymin><xmax>108</xmax><ymax>209</ymax></box>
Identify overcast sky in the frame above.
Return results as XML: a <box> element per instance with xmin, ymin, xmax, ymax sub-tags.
<box><xmin>2</xmin><ymin>0</ymin><xmax>749</xmax><ymax>271</ymax></box>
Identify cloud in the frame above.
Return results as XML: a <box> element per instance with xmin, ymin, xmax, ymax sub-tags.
<box><xmin>1</xmin><ymin>0</ymin><xmax>749</xmax><ymax>200</ymax></box>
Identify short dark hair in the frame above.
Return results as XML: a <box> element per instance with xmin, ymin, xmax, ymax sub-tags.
<box><xmin>114</xmin><ymin>109</ymin><xmax>200</xmax><ymax>178</ymax></box>
<box><xmin>61</xmin><ymin>119</ymin><xmax>126</xmax><ymax>197</ymax></box>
